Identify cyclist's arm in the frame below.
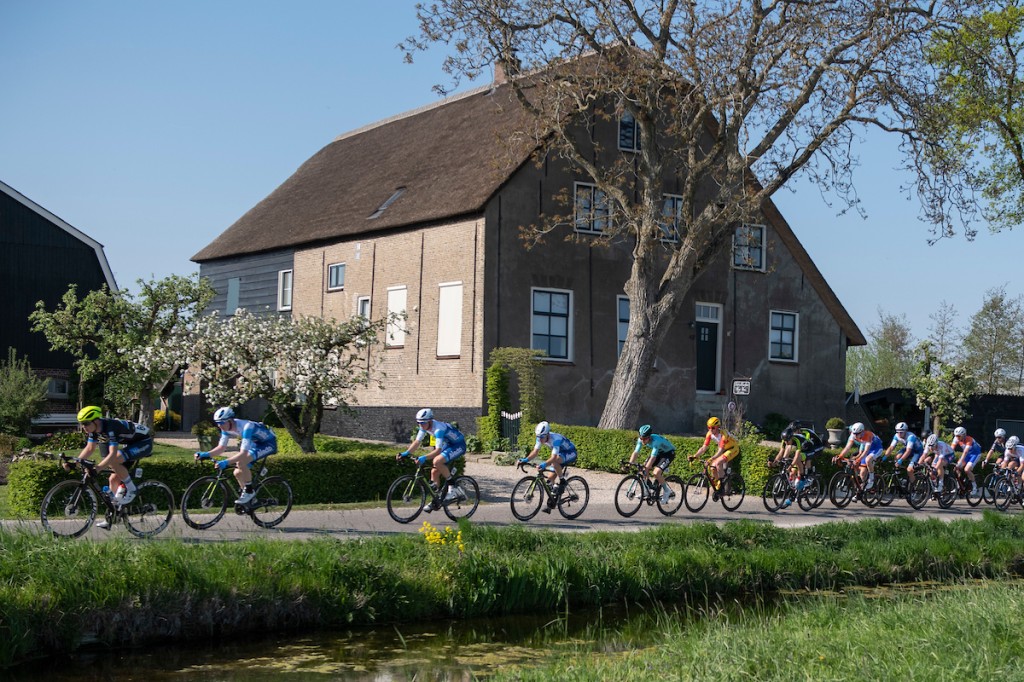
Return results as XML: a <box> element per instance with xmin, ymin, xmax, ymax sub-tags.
<box><xmin>76</xmin><ymin>439</ymin><xmax>97</xmax><ymax>462</ymax></box>
<box><xmin>628</xmin><ymin>440</ymin><xmax>643</xmax><ymax>464</ymax></box>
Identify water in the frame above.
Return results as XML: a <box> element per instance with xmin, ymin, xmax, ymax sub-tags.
<box><xmin>5</xmin><ymin>604</ymin><xmax>667</xmax><ymax>681</ymax></box>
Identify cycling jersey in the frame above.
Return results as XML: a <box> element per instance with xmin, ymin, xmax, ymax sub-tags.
<box><xmin>704</xmin><ymin>428</ymin><xmax>740</xmax><ymax>462</ymax></box>
<box><xmin>951</xmin><ymin>434</ymin><xmax>982</xmax><ymax>457</ymax></box>
<box><xmin>848</xmin><ymin>431</ymin><xmax>883</xmax><ymax>466</ymax></box>
<box><xmin>534</xmin><ymin>432</ymin><xmax>577</xmax><ymax>465</ymax></box>
<box><xmin>785</xmin><ymin>428</ymin><xmax>824</xmax><ymax>460</ymax></box>
<box><xmin>87</xmin><ymin>418</ymin><xmax>153</xmax><ymax>461</ymax></box>
<box><xmin>415</xmin><ymin>419</ymin><xmax>466</xmax><ymax>464</ymax></box>
<box><xmin>891</xmin><ymin>432</ymin><xmax>924</xmax><ymax>464</ymax></box>
<box><xmin>928</xmin><ymin>439</ymin><xmax>955</xmax><ymax>461</ymax></box>
<box><xmin>218</xmin><ymin>419</ymin><xmax>278</xmax><ymax>461</ymax></box>
<box><xmin>633</xmin><ymin>433</ymin><xmax>675</xmax><ymax>457</ymax></box>
<box><xmin>1004</xmin><ymin>444</ymin><xmax>1024</xmax><ymax>460</ymax></box>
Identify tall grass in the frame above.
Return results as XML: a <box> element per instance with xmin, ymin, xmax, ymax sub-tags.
<box><xmin>4</xmin><ymin>513</ymin><xmax>1024</xmax><ymax>668</ymax></box>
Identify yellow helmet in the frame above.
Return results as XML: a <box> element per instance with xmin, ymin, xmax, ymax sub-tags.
<box><xmin>706</xmin><ymin>416</ymin><xmax>721</xmax><ymax>429</ymax></box>
<box><xmin>77</xmin><ymin>405</ymin><xmax>102</xmax><ymax>423</ymax></box>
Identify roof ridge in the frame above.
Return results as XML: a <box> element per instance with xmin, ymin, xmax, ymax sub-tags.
<box><xmin>332</xmin><ymin>81</ymin><xmax>499</xmax><ymax>143</ymax></box>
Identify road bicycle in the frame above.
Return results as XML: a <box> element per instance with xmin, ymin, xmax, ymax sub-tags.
<box><xmin>949</xmin><ymin>464</ymin><xmax>984</xmax><ymax>507</ymax></box>
<box><xmin>828</xmin><ymin>458</ymin><xmax>881</xmax><ymax>508</ymax></box>
<box><xmin>683</xmin><ymin>458</ymin><xmax>746</xmax><ymax>512</ymax></box>
<box><xmin>762</xmin><ymin>458</ymin><xmax>825</xmax><ymax>512</ymax></box>
<box><xmin>181</xmin><ymin>459</ymin><xmax>293</xmax><ymax>529</ymax></box>
<box><xmin>876</xmin><ymin>461</ymin><xmax>930</xmax><ymax>509</ymax></box>
<box><xmin>509</xmin><ymin>461</ymin><xmax>590</xmax><ymax>521</ymax></box>
<box><xmin>918</xmin><ymin>462</ymin><xmax>959</xmax><ymax>509</ymax></box>
<box><xmin>992</xmin><ymin>471</ymin><xmax>1024</xmax><ymax>511</ymax></box>
<box><xmin>40</xmin><ymin>453</ymin><xmax>175</xmax><ymax>538</ymax></box>
<box><xmin>386</xmin><ymin>458</ymin><xmax>479</xmax><ymax>524</ymax></box>
<box><xmin>614</xmin><ymin>460</ymin><xmax>684</xmax><ymax>517</ymax></box>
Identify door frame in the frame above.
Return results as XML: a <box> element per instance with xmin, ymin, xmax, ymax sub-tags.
<box><xmin>695</xmin><ymin>302</ymin><xmax>723</xmax><ymax>394</ymax></box>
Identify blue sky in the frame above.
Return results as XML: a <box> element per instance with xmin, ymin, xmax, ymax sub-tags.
<box><xmin>2</xmin><ymin>0</ymin><xmax>1021</xmax><ymax>339</ymax></box>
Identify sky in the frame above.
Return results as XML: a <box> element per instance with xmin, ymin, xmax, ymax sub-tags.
<box><xmin>2</xmin><ymin>0</ymin><xmax>1022</xmax><ymax>340</ymax></box>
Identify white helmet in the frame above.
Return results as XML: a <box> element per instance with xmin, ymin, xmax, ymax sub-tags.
<box><xmin>995</xmin><ymin>428</ymin><xmax>1007</xmax><ymax>439</ymax></box>
<box><xmin>415</xmin><ymin>408</ymin><xmax>433</xmax><ymax>422</ymax></box>
<box><xmin>849</xmin><ymin>422</ymin><xmax>865</xmax><ymax>435</ymax></box>
<box><xmin>895</xmin><ymin>422</ymin><xmax>908</xmax><ymax>432</ymax></box>
<box><xmin>535</xmin><ymin>421</ymin><xmax>550</xmax><ymax>437</ymax></box>
<box><xmin>213</xmin><ymin>406</ymin><xmax>234</xmax><ymax>423</ymax></box>
<box><xmin>926</xmin><ymin>433</ymin><xmax>938</xmax><ymax>447</ymax></box>
<box><xmin>1008</xmin><ymin>436</ymin><xmax>1020</xmax><ymax>449</ymax></box>
<box><xmin>954</xmin><ymin>426</ymin><xmax>967</xmax><ymax>437</ymax></box>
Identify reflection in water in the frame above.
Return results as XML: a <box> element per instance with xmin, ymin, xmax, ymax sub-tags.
<box><xmin>7</xmin><ymin>604</ymin><xmax>670</xmax><ymax>681</ymax></box>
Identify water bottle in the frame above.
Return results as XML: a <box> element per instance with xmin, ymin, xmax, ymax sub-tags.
<box><xmin>134</xmin><ymin>467</ymin><xmax>143</xmax><ymax>479</ymax></box>
<box><xmin>102</xmin><ymin>485</ymin><xmax>111</xmax><ymax>497</ymax></box>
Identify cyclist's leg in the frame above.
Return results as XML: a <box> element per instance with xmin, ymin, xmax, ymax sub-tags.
<box><xmin>97</xmin><ymin>448</ymin><xmax>132</xmax><ymax>496</ymax></box>
<box><xmin>437</xmin><ymin>443</ymin><xmax>467</xmax><ymax>485</ymax></box>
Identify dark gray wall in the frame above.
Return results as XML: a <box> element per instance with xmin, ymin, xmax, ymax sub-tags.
<box><xmin>320</xmin><ymin>406</ymin><xmax>482</xmax><ymax>445</ymax></box>
<box><xmin>197</xmin><ymin>250</ymin><xmax>295</xmax><ymax>316</ymax></box>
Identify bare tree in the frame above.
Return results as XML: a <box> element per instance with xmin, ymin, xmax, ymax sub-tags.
<box><xmin>927</xmin><ymin>300</ymin><xmax>962</xmax><ymax>363</ymax></box>
<box><xmin>404</xmin><ymin>0</ymin><xmax>968</xmax><ymax>428</ymax></box>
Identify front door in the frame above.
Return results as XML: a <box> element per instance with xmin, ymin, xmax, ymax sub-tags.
<box><xmin>695</xmin><ymin>303</ymin><xmax>721</xmax><ymax>392</ymax></box>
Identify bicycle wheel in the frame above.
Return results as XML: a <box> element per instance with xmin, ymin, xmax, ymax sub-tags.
<box><xmin>559</xmin><ymin>476</ymin><xmax>590</xmax><ymax>520</ymax></box>
<box><xmin>386</xmin><ymin>474</ymin><xmax>428</xmax><ymax>524</ymax></box>
<box><xmin>656</xmin><ymin>475</ymin><xmax>684</xmax><ymax>516</ymax></box>
<box><xmin>936</xmin><ymin>474</ymin><xmax>958</xmax><ymax>509</ymax></box>
<box><xmin>510</xmin><ymin>476</ymin><xmax>544</xmax><ymax>521</ymax></box>
<box><xmin>684</xmin><ymin>473</ymin><xmax>710</xmax><ymax>512</ymax></box>
<box><xmin>798</xmin><ymin>475</ymin><xmax>825</xmax><ymax>511</ymax></box>
<box><xmin>719</xmin><ymin>473</ymin><xmax>746</xmax><ymax>511</ymax></box>
<box><xmin>444</xmin><ymin>475</ymin><xmax>479</xmax><ymax>521</ymax></box>
<box><xmin>965</xmin><ymin>479</ymin><xmax>984</xmax><ymax>507</ymax></box>
<box><xmin>907</xmin><ymin>477</ymin><xmax>930</xmax><ymax>509</ymax></box>
<box><xmin>876</xmin><ymin>473</ymin><xmax>897</xmax><ymax>507</ymax></box>
<box><xmin>982</xmin><ymin>472</ymin><xmax>999</xmax><ymax>505</ymax></box>
<box><xmin>614</xmin><ymin>475</ymin><xmax>644</xmax><ymax>517</ymax></box>
<box><xmin>250</xmin><ymin>477</ymin><xmax>294</xmax><ymax>528</ymax></box>
<box><xmin>181</xmin><ymin>475</ymin><xmax>230</xmax><ymax>530</ymax></box>
<box><xmin>123</xmin><ymin>481</ymin><xmax>175</xmax><ymax>538</ymax></box>
<box><xmin>40</xmin><ymin>480</ymin><xmax>97</xmax><ymax>538</ymax></box>
<box><xmin>829</xmin><ymin>471</ymin><xmax>854</xmax><ymax>509</ymax></box>
<box><xmin>762</xmin><ymin>473</ymin><xmax>788</xmax><ymax>512</ymax></box>
<box><xmin>994</xmin><ymin>478</ymin><xmax>1015</xmax><ymax>511</ymax></box>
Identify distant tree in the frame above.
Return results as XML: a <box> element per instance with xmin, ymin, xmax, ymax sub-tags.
<box><xmin>404</xmin><ymin>0</ymin><xmax>964</xmax><ymax>429</ymax></box>
<box><xmin>961</xmin><ymin>285</ymin><xmax>1022</xmax><ymax>393</ymax></box>
<box><xmin>911</xmin><ymin>341</ymin><xmax>976</xmax><ymax>433</ymax></box>
<box><xmin>845</xmin><ymin>310</ymin><xmax>916</xmax><ymax>393</ymax></box>
<box><xmin>927</xmin><ymin>300</ymin><xmax>962</xmax><ymax>364</ymax></box>
<box><xmin>150</xmin><ymin>309</ymin><xmax>394</xmax><ymax>453</ymax></box>
<box><xmin>0</xmin><ymin>348</ymin><xmax>48</xmax><ymax>436</ymax></box>
<box><xmin>30</xmin><ymin>275</ymin><xmax>215</xmax><ymax>424</ymax></box>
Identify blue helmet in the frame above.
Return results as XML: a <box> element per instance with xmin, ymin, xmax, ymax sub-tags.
<box><xmin>638</xmin><ymin>424</ymin><xmax>653</xmax><ymax>438</ymax></box>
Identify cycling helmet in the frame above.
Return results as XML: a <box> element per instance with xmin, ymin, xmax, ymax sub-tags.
<box><xmin>1008</xmin><ymin>436</ymin><xmax>1020</xmax><ymax>449</ymax></box>
<box><xmin>849</xmin><ymin>422</ymin><xmax>865</xmax><ymax>435</ymax></box>
<box><xmin>213</xmin><ymin>406</ymin><xmax>235</xmax><ymax>423</ymax></box>
<box><xmin>535</xmin><ymin>421</ymin><xmax>550</xmax><ymax>437</ymax></box>
<box><xmin>707</xmin><ymin>416</ymin><xmax>721</xmax><ymax>429</ymax></box>
<box><xmin>926</xmin><ymin>433</ymin><xmax>938</xmax><ymax>447</ymax></box>
<box><xmin>895</xmin><ymin>422</ymin><xmax>908</xmax><ymax>432</ymax></box>
<box><xmin>995</xmin><ymin>428</ymin><xmax>1007</xmax><ymax>439</ymax></box>
<box><xmin>781</xmin><ymin>427</ymin><xmax>794</xmax><ymax>441</ymax></box>
<box><xmin>77</xmin><ymin>405</ymin><xmax>102</xmax><ymax>423</ymax></box>
<box><xmin>415</xmin><ymin>407</ymin><xmax>433</xmax><ymax>423</ymax></box>
<box><xmin>954</xmin><ymin>426</ymin><xmax>967</xmax><ymax>437</ymax></box>
<box><xmin>638</xmin><ymin>424</ymin><xmax>653</xmax><ymax>438</ymax></box>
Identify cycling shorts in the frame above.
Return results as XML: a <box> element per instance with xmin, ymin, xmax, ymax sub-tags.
<box><xmin>717</xmin><ymin>444</ymin><xmax>740</xmax><ymax>462</ymax></box>
<box><xmin>647</xmin><ymin>450</ymin><xmax>675</xmax><ymax>472</ymax></box>
<box><xmin>117</xmin><ymin>437</ymin><xmax>153</xmax><ymax>463</ymax></box>
<box><xmin>440</xmin><ymin>442</ymin><xmax>467</xmax><ymax>464</ymax></box>
<box><xmin>553</xmin><ymin>448</ymin><xmax>577</xmax><ymax>466</ymax></box>
<box><xmin>905</xmin><ymin>451</ymin><xmax>923</xmax><ymax>466</ymax></box>
<box><xmin>245</xmin><ymin>436</ymin><xmax>278</xmax><ymax>464</ymax></box>
<box><xmin>960</xmin><ymin>451</ymin><xmax>981</xmax><ymax>467</ymax></box>
<box><xmin>799</xmin><ymin>445</ymin><xmax>823</xmax><ymax>462</ymax></box>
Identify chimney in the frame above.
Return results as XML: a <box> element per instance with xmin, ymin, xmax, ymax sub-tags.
<box><xmin>493</xmin><ymin>60</ymin><xmax>508</xmax><ymax>85</ymax></box>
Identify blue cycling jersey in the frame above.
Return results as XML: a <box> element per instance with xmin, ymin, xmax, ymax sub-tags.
<box><xmin>890</xmin><ymin>432</ymin><xmax>923</xmax><ymax>456</ymax></box>
<box><xmin>633</xmin><ymin>433</ymin><xmax>675</xmax><ymax>456</ymax></box>
<box><xmin>416</xmin><ymin>420</ymin><xmax>466</xmax><ymax>449</ymax></box>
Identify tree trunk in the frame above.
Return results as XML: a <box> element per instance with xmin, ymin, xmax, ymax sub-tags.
<box><xmin>138</xmin><ymin>390</ymin><xmax>154</xmax><ymax>427</ymax></box>
<box><xmin>272</xmin><ymin>398</ymin><xmax>323</xmax><ymax>453</ymax></box>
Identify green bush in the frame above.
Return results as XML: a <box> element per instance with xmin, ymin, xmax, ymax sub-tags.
<box><xmin>37</xmin><ymin>431</ymin><xmax>85</xmax><ymax>452</ymax></box>
<box><xmin>826</xmin><ymin>417</ymin><xmax>846</xmax><ymax>430</ymax></box>
<box><xmin>0</xmin><ymin>434</ymin><xmax>19</xmax><ymax>457</ymax></box>
<box><xmin>152</xmin><ymin>409</ymin><xmax>182</xmax><ymax>431</ymax></box>
<box><xmin>191</xmin><ymin>421</ymin><xmax>220</xmax><ymax>450</ymax></box>
<box><xmin>760</xmin><ymin>412</ymin><xmax>790</xmax><ymax>439</ymax></box>
<box><xmin>0</xmin><ymin>348</ymin><xmax>47</xmax><ymax>436</ymax></box>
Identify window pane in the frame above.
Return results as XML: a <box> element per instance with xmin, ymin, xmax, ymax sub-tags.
<box><xmin>226</xmin><ymin>277</ymin><xmax>240</xmax><ymax>314</ymax></box>
<box><xmin>549</xmin><ymin>337</ymin><xmax>567</xmax><ymax>359</ymax></box>
<box><xmin>550</xmin><ymin>316</ymin><xmax>567</xmax><ymax>336</ymax></box>
<box><xmin>551</xmin><ymin>293</ymin><xmax>569</xmax><ymax>315</ymax></box>
<box><xmin>534</xmin><ymin>291</ymin><xmax>551</xmax><ymax>313</ymax></box>
<box><xmin>533</xmin><ymin>314</ymin><xmax>549</xmax><ymax>334</ymax></box>
<box><xmin>329</xmin><ymin>264</ymin><xmax>345</xmax><ymax>289</ymax></box>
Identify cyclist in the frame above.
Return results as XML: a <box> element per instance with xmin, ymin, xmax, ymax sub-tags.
<box><xmin>771</xmin><ymin>422</ymin><xmax>824</xmax><ymax>495</ymax></box>
<box><xmin>951</xmin><ymin>426</ymin><xmax>982</xmax><ymax>495</ymax></box>
<box><xmin>398</xmin><ymin>408</ymin><xmax>466</xmax><ymax>501</ymax></box>
<box><xmin>195</xmin><ymin>406</ymin><xmax>279</xmax><ymax>505</ymax></box>
<box><xmin>1003</xmin><ymin>436</ymin><xmax>1024</xmax><ymax>476</ymax></box>
<box><xmin>75</xmin><ymin>405</ymin><xmax>154</xmax><ymax>528</ymax></box>
<box><xmin>692</xmin><ymin>416</ymin><xmax>740</xmax><ymax>500</ymax></box>
<box><xmin>983</xmin><ymin>428</ymin><xmax>1011</xmax><ymax>471</ymax></box>
<box><xmin>921</xmin><ymin>433</ymin><xmax>956</xmax><ymax>492</ymax></box>
<box><xmin>887</xmin><ymin>422</ymin><xmax>925</xmax><ymax>486</ymax></box>
<box><xmin>628</xmin><ymin>424</ymin><xmax>676</xmax><ymax>505</ymax></box>
<box><xmin>520</xmin><ymin>421</ymin><xmax>577</xmax><ymax>512</ymax></box>
<box><xmin>835</xmin><ymin>422</ymin><xmax>883</xmax><ymax>491</ymax></box>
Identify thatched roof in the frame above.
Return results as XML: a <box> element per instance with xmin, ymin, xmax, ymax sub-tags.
<box><xmin>192</xmin><ymin>82</ymin><xmax>536</xmax><ymax>262</ymax></box>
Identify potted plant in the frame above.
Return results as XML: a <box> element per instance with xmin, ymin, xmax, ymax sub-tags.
<box><xmin>191</xmin><ymin>420</ymin><xmax>220</xmax><ymax>451</ymax></box>
<box><xmin>826</xmin><ymin>417</ymin><xmax>846</xmax><ymax>447</ymax></box>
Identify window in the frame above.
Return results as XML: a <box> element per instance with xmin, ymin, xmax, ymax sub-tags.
<box><xmin>734</xmin><ymin>224</ymin><xmax>765</xmax><ymax>271</ymax></box>
<box><xmin>660</xmin><ymin>194</ymin><xmax>683</xmax><ymax>241</ymax></box>
<box><xmin>46</xmin><ymin>378</ymin><xmax>69</xmax><ymax>398</ymax></box>
<box><xmin>226</xmin><ymin>277</ymin><xmax>240</xmax><ymax>315</ymax></box>
<box><xmin>386</xmin><ymin>286</ymin><xmax>407</xmax><ymax>347</ymax></box>
<box><xmin>617</xmin><ymin>296</ymin><xmax>630</xmax><ymax>357</ymax></box>
<box><xmin>618</xmin><ymin>111</ymin><xmax>641</xmax><ymax>152</ymax></box>
<box><xmin>532</xmin><ymin>288</ymin><xmax>572</xmax><ymax>360</ymax></box>
<box><xmin>437</xmin><ymin>282</ymin><xmax>463</xmax><ymax>357</ymax></box>
<box><xmin>770</xmin><ymin>311</ymin><xmax>798</xmax><ymax>362</ymax></box>
<box><xmin>357</xmin><ymin>296</ymin><xmax>371</xmax><ymax>320</ymax></box>
<box><xmin>327</xmin><ymin>263</ymin><xmax>345</xmax><ymax>291</ymax></box>
<box><xmin>277</xmin><ymin>270</ymin><xmax>293</xmax><ymax>311</ymax></box>
<box><xmin>574</xmin><ymin>183</ymin><xmax>610</xmax><ymax>234</ymax></box>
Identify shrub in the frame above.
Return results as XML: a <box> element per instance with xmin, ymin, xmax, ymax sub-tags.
<box><xmin>0</xmin><ymin>434</ymin><xmax>19</xmax><ymax>457</ymax></box>
<box><xmin>191</xmin><ymin>421</ymin><xmax>220</xmax><ymax>450</ymax></box>
<box><xmin>37</xmin><ymin>431</ymin><xmax>85</xmax><ymax>452</ymax></box>
<box><xmin>152</xmin><ymin>409</ymin><xmax>182</xmax><ymax>431</ymax></box>
<box><xmin>826</xmin><ymin>417</ymin><xmax>846</xmax><ymax>430</ymax></box>
<box><xmin>760</xmin><ymin>412</ymin><xmax>790</xmax><ymax>440</ymax></box>
<box><xmin>0</xmin><ymin>348</ymin><xmax>48</xmax><ymax>436</ymax></box>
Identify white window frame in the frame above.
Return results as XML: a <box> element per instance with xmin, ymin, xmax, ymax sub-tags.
<box><xmin>386</xmin><ymin>285</ymin><xmax>407</xmax><ymax>348</ymax></box>
<box><xmin>733</xmin><ymin>223</ymin><xmax>766</xmax><ymax>272</ymax></box>
<box><xmin>531</xmin><ymin>287</ymin><xmax>573</xmax><ymax>362</ymax></box>
<box><xmin>436</xmin><ymin>281</ymin><xmax>463</xmax><ymax>358</ymax></box>
<box><xmin>46</xmin><ymin>378</ymin><xmax>70</xmax><ymax>399</ymax></box>
<box><xmin>695</xmin><ymin>302</ymin><xmax>723</xmax><ymax>394</ymax></box>
<box><xmin>616</xmin><ymin>295</ymin><xmax>630</xmax><ymax>357</ymax></box>
<box><xmin>277</xmin><ymin>270</ymin><xmax>293</xmax><ymax>311</ymax></box>
<box><xmin>356</xmin><ymin>295</ymin><xmax>371</xmax><ymax>320</ymax></box>
<box><xmin>327</xmin><ymin>262</ymin><xmax>346</xmax><ymax>291</ymax></box>
<box><xmin>660</xmin><ymin>194</ymin><xmax>683</xmax><ymax>242</ymax></box>
<box><xmin>769</xmin><ymin>310</ymin><xmax>799</xmax><ymax>363</ymax></box>
<box><xmin>618</xmin><ymin>111</ymin><xmax>641</xmax><ymax>152</ymax></box>
<box><xmin>574</xmin><ymin>182</ymin><xmax>611</xmax><ymax>234</ymax></box>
